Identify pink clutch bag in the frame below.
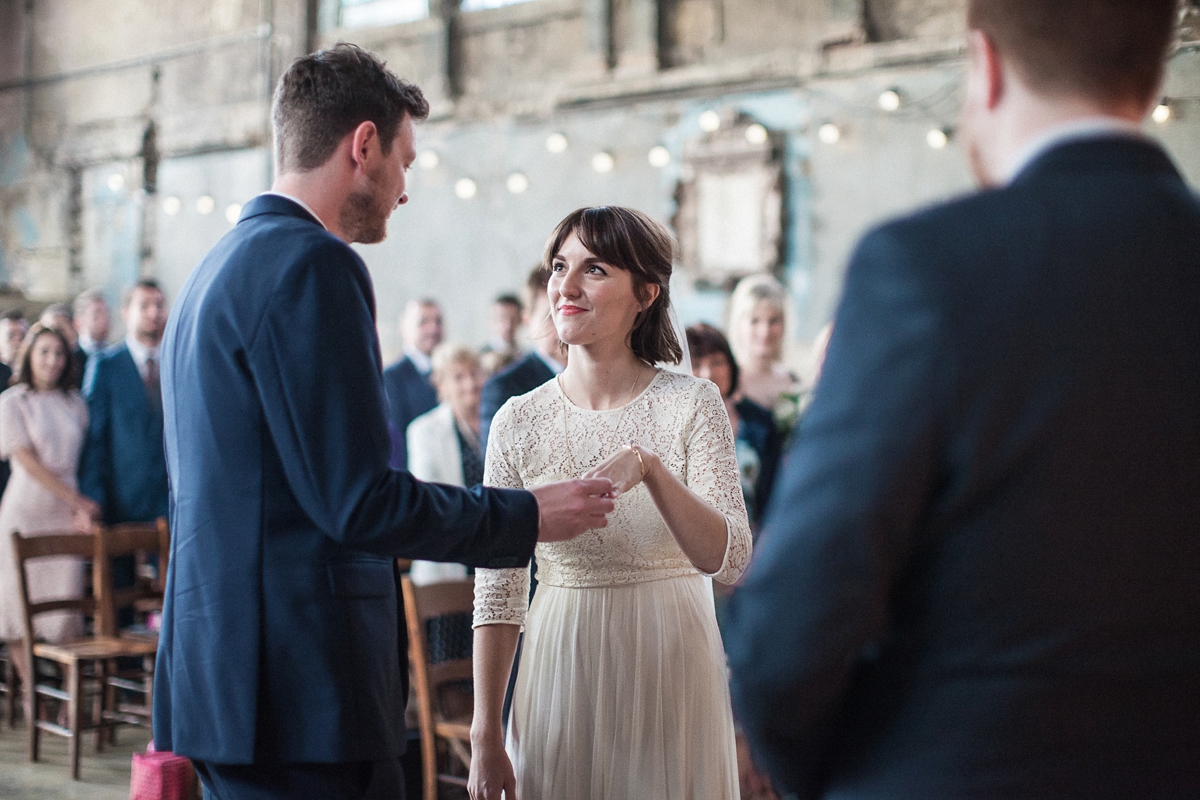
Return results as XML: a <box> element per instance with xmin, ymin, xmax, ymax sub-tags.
<box><xmin>130</xmin><ymin>743</ymin><xmax>198</xmax><ymax>800</ymax></box>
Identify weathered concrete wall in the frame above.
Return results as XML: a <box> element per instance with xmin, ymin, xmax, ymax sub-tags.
<box><xmin>2</xmin><ymin>0</ymin><xmax>1199</xmax><ymax>362</ymax></box>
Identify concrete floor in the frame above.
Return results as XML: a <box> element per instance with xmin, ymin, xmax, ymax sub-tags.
<box><xmin>0</xmin><ymin>717</ymin><xmax>151</xmax><ymax>799</ymax></box>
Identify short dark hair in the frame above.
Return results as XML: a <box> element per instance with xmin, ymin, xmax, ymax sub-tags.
<box><xmin>273</xmin><ymin>43</ymin><xmax>430</xmax><ymax>173</ymax></box>
<box><xmin>544</xmin><ymin>207</ymin><xmax>682</xmax><ymax>367</ymax></box>
<box><xmin>967</xmin><ymin>0</ymin><xmax>1176</xmax><ymax>105</ymax></box>
<box><xmin>123</xmin><ymin>278</ymin><xmax>163</xmax><ymax>307</ymax></box>
<box><xmin>685</xmin><ymin>323</ymin><xmax>739</xmax><ymax>398</ymax></box>
<box><xmin>1</xmin><ymin>308</ymin><xmax>26</xmax><ymax>323</ymax></box>
<box><xmin>494</xmin><ymin>294</ymin><xmax>523</xmax><ymax>312</ymax></box>
<box><xmin>13</xmin><ymin>323</ymin><xmax>72</xmax><ymax>392</ymax></box>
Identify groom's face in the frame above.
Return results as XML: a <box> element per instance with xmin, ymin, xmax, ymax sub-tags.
<box><xmin>341</xmin><ymin>114</ymin><xmax>417</xmax><ymax>245</ymax></box>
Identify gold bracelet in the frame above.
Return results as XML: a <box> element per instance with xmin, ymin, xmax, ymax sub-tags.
<box><xmin>629</xmin><ymin>442</ymin><xmax>646</xmax><ymax>481</ymax></box>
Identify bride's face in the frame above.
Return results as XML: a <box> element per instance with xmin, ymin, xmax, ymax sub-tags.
<box><xmin>549</xmin><ymin>231</ymin><xmax>656</xmax><ymax>350</ymax></box>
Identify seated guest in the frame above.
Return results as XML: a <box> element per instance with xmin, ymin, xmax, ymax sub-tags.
<box><xmin>405</xmin><ymin>343</ymin><xmax>486</xmax><ymax>585</ymax></box>
<box><xmin>39</xmin><ymin>303</ymin><xmax>83</xmax><ymax>389</ymax></box>
<box><xmin>72</xmin><ymin>289</ymin><xmax>111</xmax><ymax>376</ymax></box>
<box><xmin>382</xmin><ymin>298</ymin><xmax>442</xmax><ymax>470</ymax></box>
<box><xmin>728</xmin><ymin>275</ymin><xmax>799</xmax><ymax>417</ymax></box>
<box><xmin>479</xmin><ymin>266</ymin><xmax>563</xmax><ymax>449</ymax></box>
<box><xmin>0</xmin><ymin>323</ymin><xmax>98</xmax><ymax>695</ymax></box>
<box><xmin>687</xmin><ymin>323</ymin><xmax>782</xmax><ymax>530</ymax></box>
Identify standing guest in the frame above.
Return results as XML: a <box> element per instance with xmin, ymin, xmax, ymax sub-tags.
<box><xmin>726</xmin><ymin>1</ymin><xmax>1200</xmax><ymax>798</ymax></box>
<box><xmin>0</xmin><ymin>310</ymin><xmax>27</xmax><ymax>370</ymax></box>
<box><xmin>686</xmin><ymin>323</ymin><xmax>782</xmax><ymax>529</ymax></box>
<box><xmin>73</xmin><ymin>289</ymin><xmax>111</xmax><ymax>373</ymax></box>
<box><xmin>39</xmin><ymin>302</ymin><xmax>84</xmax><ymax>389</ymax></box>
<box><xmin>406</xmin><ymin>343</ymin><xmax>486</xmax><ymax>585</ymax></box>
<box><xmin>479</xmin><ymin>267</ymin><xmax>563</xmax><ymax>450</ymax></box>
<box><xmin>79</xmin><ymin>280</ymin><xmax>169</xmax><ymax>527</ymax></box>
<box><xmin>481</xmin><ymin>294</ymin><xmax>523</xmax><ymax>365</ymax></box>
<box><xmin>0</xmin><ymin>324</ymin><xmax>98</xmax><ymax>700</ymax></box>
<box><xmin>153</xmin><ymin>44</ymin><xmax>611</xmax><ymax>800</ymax></box>
<box><xmin>727</xmin><ymin>275</ymin><xmax>797</xmax><ymax>415</ymax></box>
<box><xmin>382</xmin><ymin>298</ymin><xmax>442</xmax><ymax>469</ymax></box>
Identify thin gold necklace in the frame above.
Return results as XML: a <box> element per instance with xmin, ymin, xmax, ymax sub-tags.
<box><xmin>558</xmin><ymin>368</ymin><xmax>645</xmax><ymax>479</ymax></box>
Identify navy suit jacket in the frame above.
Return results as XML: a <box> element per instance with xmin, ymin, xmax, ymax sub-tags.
<box><xmin>727</xmin><ymin>137</ymin><xmax>1200</xmax><ymax>798</ymax></box>
<box><xmin>79</xmin><ymin>343</ymin><xmax>169</xmax><ymax>524</ymax></box>
<box><xmin>479</xmin><ymin>351</ymin><xmax>555</xmax><ymax>451</ymax></box>
<box><xmin>382</xmin><ymin>356</ymin><xmax>437</xmax><ymax>470</ymax></box>
<box><xmin>153</xmin><ymin>195</ymin><xmax>539</xmax><ymax>765</ymax></box>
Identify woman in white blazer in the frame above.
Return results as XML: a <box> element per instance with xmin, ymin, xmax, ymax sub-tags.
<box><xmin>406</xmin><ymin>343</ymin><xmax>486</xmax><ymax>586</ymax></box>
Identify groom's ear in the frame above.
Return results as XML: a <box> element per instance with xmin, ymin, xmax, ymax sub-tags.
<box><xmin>348</xmin><ymin>120</ymin><xmax>380</xmax><ymax>173</ymax></box>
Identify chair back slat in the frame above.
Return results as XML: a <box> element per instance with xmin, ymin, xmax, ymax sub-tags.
<box><xmin>410</xmin><ymin>580</ymin><xmax>475</xmax><ymax>622</ymax></box>
<box><xmin>93</xmin><ymin>519</ymin><xmax>169</xmax><ymax>637</ymax></box>
<box><xmin>427</xmin><ymin>660</ymin><xmax>473</xmax><ymax>687</ymax></box>
<box><xmin>11</xmin><ymin>531</ymin><xmax>95</xmax><ymax>644</ymax></box>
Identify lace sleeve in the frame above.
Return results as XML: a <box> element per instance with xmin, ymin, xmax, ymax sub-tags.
<box><xmin>474</xmin><ymin>400</ymin><xmax>532</xmax><ymax>628</ymax></box>
<box><xmin>685</xmin><ymin>379</ymin><xmax>753</xmax><ymax>584</ymax></box>
<box><xmin>0</xmin><ymin>388</ymin><xmax>32</xmax><ymax>461</ymax></box>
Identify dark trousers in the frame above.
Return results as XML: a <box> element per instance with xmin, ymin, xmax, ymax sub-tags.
<box><xmin>194</xmin><ymin>759</ymin><xmax>406</xmax><ymax>800</ymax></box>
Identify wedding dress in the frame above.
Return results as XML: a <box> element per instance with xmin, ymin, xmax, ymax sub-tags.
<box><xmin>475</xmin><ymin>370</ymin><xmax>752</xmax><ymax>799</ymax></box>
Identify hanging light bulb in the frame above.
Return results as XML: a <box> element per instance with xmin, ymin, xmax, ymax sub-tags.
<box><xmin>818</xmin><ymin>123</ymin><xmax>842</xmax><ymax>144</ymax></box>
<box><xmin>926</xmin><ymin>128</ymin><xmax>950</xmax><ymax>150</ymax></box>
<box><xmin>591</xmin><ymin>152</ymin><xmax>615</xmax><ymax>173</ymax></box>
<box><xmin>647</xmin><ymin>146</ymin><xmax>671</xmax><ymax>168</ymax></box>
<box><xmin>878</xmin><ymin>89</ymin><xmax>902</xmax><ymax>112</ymax></box>
<box><xmin>107</xmin><ymin>173</ymin><xmax>126</xmax><ymax>192</ymax></box>
<box><xmin>225</xmin><ymin>203</ymin><xmax>243</xmax><ymax>224</ymax></box>
<box><xmin>744</xmin><ymin>124</ymin><xmax>769</xmax><ymax>145</ymax></box>
<box><xmin>162</xmin><ymin>196</ymin><xmax>181</xmax><ymax>215</ymax></box>
<box><xmin>196</xmin><ymin>195</ymin><xmax>215</xmax><ymax>214</ymax></box>
<box><xmin>454</xmin><ymin>178</ymin><xmax>478</xmax><ymax>199</ymax></box>
<box><xmin>699</xmin><ymin>110</ymin><xmax>721</xmax><ymax>132</ymax></box>
<box><xmin>1152</xmin><ymin>103</ymin><xmax>1172</xmax><ymax>124</ymax></box>
<box><xmin>417</xmin><ymin>150</ymin><xmax>440</xmax><ymax>170</ymax></box>
<box><xmin>546</xmin><ymin>133</ymin><xmax>569</xmax><ymax>153</ymax></box>
<box><xmin>506</xmin><ymin>172</ymin><xmax>529</xmax><ymax>194</ymax></box>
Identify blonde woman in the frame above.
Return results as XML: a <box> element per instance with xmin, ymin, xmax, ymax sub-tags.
<box><xmin>727</xmin><ymin>274</ymin><xmax>798</xmax><ymax>414</ymax></box>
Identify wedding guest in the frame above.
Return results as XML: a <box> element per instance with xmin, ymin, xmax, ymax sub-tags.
<box><xmin>479</xmin><ymin>267</ymin><xmax>563</xmax><ymax>449</ymax></box>
<box><xmin>481</xmin><ymin>294</ymin><xmax>523</xmax><ymax>366</ymax></box>
<box><xmin>383</xmin><ymin>298</ymin><xmax>442</xmax><ymax>469</ymax></box>
<box><xmin>0</xmin><ymin>310</ymin><xmax>27</xmax><ymax>369</ymax></box>
<box><xmin>728</xmin><ymin>275</ymin><xmax>797</xmax><ymax>415</ymax></box>
<box><xmin>79</xmin><ymin>280</ymin><xmax>169</xmax><ymax>626</ymax></box>
<box><xmin>0</xmin><ymin>323</ymin><xmax>98</xmax><ymax>697</ymax></box>
<box><xmin>39</xmin><ymin>302</ymin><xmax>84</xmax><ymax>389</ymax></box>
<box><xmin>406</xmin><ymin>343</ymin><xmax>486</xmax><ymax>585</ymax></box>
<box><xmin>73</xmin><ymin>289</ymin><xmax>111</xmax><ymax>374</ymax></box>
<box><xmin>727</xmin><ymin>1</ymin><xmax>1200</xmax><ymax>796</ymax></box>
<box><xmin>686</xmin><ymin>323</ymin><xmax>781</xmax><ymax>529</ymax></box>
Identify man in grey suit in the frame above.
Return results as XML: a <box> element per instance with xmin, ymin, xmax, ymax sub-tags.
<box><xmin>727</xmin><ymin>1</ymin><xmax>1200</xmax><ymax>797</ymax></box>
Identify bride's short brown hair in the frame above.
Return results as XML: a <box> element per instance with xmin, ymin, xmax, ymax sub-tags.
<box><xmin>543</xmin><ymin>207</ymin><xmax>683</xmax><ymax>367</ymax></box>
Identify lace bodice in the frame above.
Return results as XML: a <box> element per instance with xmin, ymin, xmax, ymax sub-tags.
<box><xmin>474</xmin><ymin>370</ymin><xmax>752</xmax><ymax>627</ymax></box>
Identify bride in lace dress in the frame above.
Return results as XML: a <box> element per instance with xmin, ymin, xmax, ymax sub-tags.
<box><xmin>470</xmin><ymin>207</ymin><xmax>752</xmax><ymax>800</ymax></box>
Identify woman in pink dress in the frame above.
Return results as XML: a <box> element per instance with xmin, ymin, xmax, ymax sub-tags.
<box><xmin>0</xmin><ymin>323</ymin><xmax>98</xmax><ymax>689</ymax></box>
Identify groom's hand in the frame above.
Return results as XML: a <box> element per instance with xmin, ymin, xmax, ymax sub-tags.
<box><xmin>530</xmin><ymin>478</ymin><xmax>614</xmax><ymax>542</ymax></box>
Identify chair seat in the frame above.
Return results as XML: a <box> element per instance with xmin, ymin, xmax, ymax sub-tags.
<box><xmin>34</xmin><ymin>636</ymin><xmax>158</xmax><ymax>664</ymax></box>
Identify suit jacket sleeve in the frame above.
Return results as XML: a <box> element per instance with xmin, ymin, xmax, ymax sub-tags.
<box><xmin>725</xmin><ymin>226</ymin><xmax>951</xmax><ymax>797</ymax></box>
<box><xmin>249</xmin><ymin>242</ymin><xmax>537</xmax><ymax>567</ymax></box>
<box><xmin>77</xmin><ymin>355</ymin><xmax>109</xmax><ymax>510</ymax></box>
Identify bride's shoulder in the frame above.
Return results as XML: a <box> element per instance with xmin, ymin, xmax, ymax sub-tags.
<box><xmin>491</xmin><ymin>379</ymin><xmax>560</xmax><ymax>433</ymax></box>
<box><xmin>649</xmin><ymin>370</ymin><xmax>719</xmax><ymax>402</ymax></box>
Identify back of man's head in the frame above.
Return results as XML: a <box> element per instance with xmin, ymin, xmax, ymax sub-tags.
<box><xmin>272</xmin><ymin>43</ymin><xmax>430</xmax><ymax>175</ymax></box>
<box><xmin>968</xmin><ymin>0</ymin><xmax>1177</xmax><ymax>106</ymax></box>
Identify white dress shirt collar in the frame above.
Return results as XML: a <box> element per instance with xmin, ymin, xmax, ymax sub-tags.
<box><xmin>125</xmin><ymin>334</ymin><xmax>161</xmax><ymax>382</ymax></box>
<box><xmin>261</xmin><ymin>192</ymin><xmax>329</xmax><ymax>231</ymax></box>
<box><xmin>78</xmin><ymin>334</ymin><xmax>104</xmax><ymax>356</ymax></box>
<box><xmin>405</xmin><ymin>348</ymin><xmax>433</xmax><ymax>375</ymax></box>
<box><xmin>1004</xmin><ymin>116</ymin><xmax>1145</xmax><ymax>184</ymax></box>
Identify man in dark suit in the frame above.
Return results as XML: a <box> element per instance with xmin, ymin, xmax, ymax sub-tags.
<box><xmin>79</xmin><ymin>280</ymin><xmax>169</xmax><ymax>527</ymax></box>
<box><xmin>73</xmin><ymin>288</ymin><xmax>111</xmax><ymax>377</ymax></box>
<box><xmin>726</xmin><ymin>2</ymin><xmax>1200</xmax><ymax>797</ymax></box>
<box><xmin>153</xmin><ymin>44</ymin><xmax>613</xmax><ymax>799</ymax></box>
<box><xmin>480</xmin><ymin>266</ymin><xmax>563</xmax><ymax>449</ymax></box>
<box><xmin>381</xmin><ymin>298</ymin><xmax>442</xmax><ymax>470</ymax></box>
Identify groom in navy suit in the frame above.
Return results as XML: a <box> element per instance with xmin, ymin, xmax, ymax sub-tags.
<box><xmin>727</xmin><ymin>1</ymin><xmax>1200</xmax><ymax>797</ymax></box>
<box><xmin>153</xmin><ymin>44</ymin><xmax>614</xmax><ymax>799</ymax></box>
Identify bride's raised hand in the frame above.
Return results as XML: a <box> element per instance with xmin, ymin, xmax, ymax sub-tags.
<box><xmin>469</xmin><ymin>740</ymin><xmax>517</xmax><ymax>800</ymax></box>
<box><xmin>582</xmin><ymin>443</ymin><xmax>656</xmax><ymax>497</ymax></box>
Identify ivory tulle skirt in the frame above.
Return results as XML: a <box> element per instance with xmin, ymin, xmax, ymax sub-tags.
<box><xmin>507</xmin><ymin>573</ymin><xmax>739</xmax><ymax>800</ymax></box>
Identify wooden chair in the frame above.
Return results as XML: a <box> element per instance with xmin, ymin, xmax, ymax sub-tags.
<box><xmin>401</xmin><ymin>574</ymin><xmax>476</xmax><ymax>800</ymax></box>
<box><xmin>12</xmin><ymin>531</ymin><xmax>158</xmax><ymax>780</ymax></box>
<box><xmin>0</xmin><ymin>640</ymin><xmax>18</xmax><ymax>726</ymax></box>
<box><xmin>92</xmin><ymin>520</ymin><xmax>168</xmax><ymax>737</ymax></box>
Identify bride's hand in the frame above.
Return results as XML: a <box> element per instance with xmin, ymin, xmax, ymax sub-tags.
<box><xmin>469</xmin><ymin>739</ymin><xmax>517</xmax><ymax>800</ymax></box>
<box><xmin>583</xmin><ymin>444</ymin><xmax>656</xmax><ymax>497</ymax></box>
